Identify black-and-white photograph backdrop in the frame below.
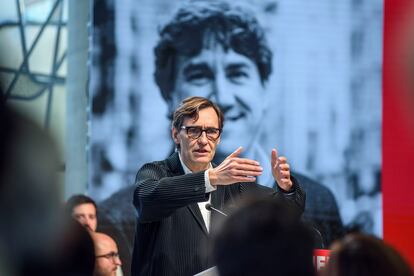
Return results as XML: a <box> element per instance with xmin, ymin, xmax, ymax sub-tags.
<box><xmin>89</xmin><ymin>0</ymin><xmax>383</xmax><ymax>274</ymax></box>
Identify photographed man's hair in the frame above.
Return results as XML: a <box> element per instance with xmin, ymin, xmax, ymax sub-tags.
<box><xmin>154</xmin><ymin>0</ymin><xmax>273</xmax><ymax>102</ymax></box>
<box><xmin>65</xmin><ymin>194</ymin><xmax>97</xmax><ymax>215</ymax></box>
<box><xmin>172</xmin><ymin>96</ymin><xmax>224</xmax><ymax>131</ymax></box>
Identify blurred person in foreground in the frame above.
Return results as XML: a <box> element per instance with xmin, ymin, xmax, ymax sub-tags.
<box><xmin>213</xmin><ymin>198</ymin><xmax>315</xmax><ymax>276</ymax></box>
<box><xmin>0</xmin><ymin>102</ymin><xmax>61</xmax><ymax>275</ymax></box>
<box><xmin>0</xmin><ymin>103</ymin><xmax>95</xmax><ymax>275</ymax></box>
<box><xmin>66</xmin><ymin>194</ymin><xmax>98</xmax><ymax>232</ymax></box>
<box><xmin>131</xmin><ymin>96</ymin><xmax>305</xmax><ymax>275</ymax></box>
<box><xmin>323</xmin><ymin>233</ymin><xmax>412</xmax><ymax>276</ymax></box>
<box><xmin>57</xmin><ymin>218</ymin><xmax>96</xmax><ymax>276</ymax></box>
<box><xmin>92</xmin><ymin>232</ymin><xmax>123</xmax><ymax>276</ymax></box>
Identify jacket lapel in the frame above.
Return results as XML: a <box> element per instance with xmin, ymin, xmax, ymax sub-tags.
<box><xmin>166</xmin><ymin>152</ymin><xmax>209</xmax><ymax>235</ymax></box>
<box><xmin>188</xmin><ymin>203</ymin><xmax>208</xmax><ymax>235</ymax></box>
<box><xmin>209</xmin><ymin>187</ymin><xmax>226</xmax><ymax>234</ymax></box>
<box><xmin>210</xmin><ymin>187</ymin><xmax>224</xmax><ymax>211</ymax></box>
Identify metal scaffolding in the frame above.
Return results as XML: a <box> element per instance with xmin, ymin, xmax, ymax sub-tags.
<box><xmin>0</xmin><ymin>0</ymin><xmax>67</xmax><ymax>128</ymax></box>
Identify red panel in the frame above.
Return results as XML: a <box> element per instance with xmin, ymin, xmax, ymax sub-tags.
<box><xmin>383</xmin><ymin>0</ymin><xmax>414</xmax><ymax>269</ymax></box>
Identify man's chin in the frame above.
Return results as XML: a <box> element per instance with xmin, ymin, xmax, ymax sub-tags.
<box><xmin>192</xmin><ymin>155</ymin><xmax>213</xmax><ymax>165</ymax></box>
<box><xmin>194</xmin><ymin>156</ymin><xmax>211</xmax><ymax>163</ymax></box>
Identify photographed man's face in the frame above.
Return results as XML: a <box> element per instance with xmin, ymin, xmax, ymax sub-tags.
<box><xmin>171</xmin><ymin>44</ymin><xmax>266</xmax><ymax>160</ymax></box>
<box><xmin>72</xmin><ymin>203</ymin><xmax>97</xmax><ymax>232</ymax></box>
<box><xmin>172</xmin><ymin>107</ymin><xmax>220</xmax><ymax>172</ymax></box>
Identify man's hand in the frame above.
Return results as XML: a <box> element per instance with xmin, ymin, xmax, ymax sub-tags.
<box><xmin>271</xmin><ymin>149</ymin><xmax>293</xmax><ymax>192</ymax></box>
<box><xmin>208</xmin><ymin>147</ymin><xmax>263</xmax><ymax>186</ymax></box>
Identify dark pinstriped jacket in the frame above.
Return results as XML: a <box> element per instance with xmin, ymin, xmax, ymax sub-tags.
<box><xmin>131</xmin><ymin>152</ymin><xmax>305</xmax><ymax>276</ymax></box>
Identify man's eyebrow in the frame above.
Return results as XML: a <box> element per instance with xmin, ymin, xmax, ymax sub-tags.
<box><xmin>182</xmin><ymin>62</ymin><xmax>212</xmax><ymax>75</ymax></box>
<box><xmin>185</xmin><ymin>125</ymin><xmax>218</xmax><ymax>128</ymax></box>
<box><xmin>226</xmin><ymin>63</ymin><xmax>250</xmax><ymax>71</ymax></box>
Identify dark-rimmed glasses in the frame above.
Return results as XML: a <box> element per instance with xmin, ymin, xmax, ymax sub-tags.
<box><xmin>180</xmin><ymin>126</ymin><xmax>221</xmax><ymax>141</ymax></box>
<box><xmin>96</xmin><ymin>252</ymin><xmax>120</xmax><ymax>260</ymax></box>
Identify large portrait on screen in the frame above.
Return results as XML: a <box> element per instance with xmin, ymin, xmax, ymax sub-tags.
<box><xmin>90</xmin><ymin>0</ymin><xmax>383</xmax><ymax>274</ymax></box>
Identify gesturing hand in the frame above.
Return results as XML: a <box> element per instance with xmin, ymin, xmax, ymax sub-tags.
<box><xmin>208</xmin><ymin>147</ymin><xmax>263</xmax><ymax>186</ymax></box>
<box><xmin>271</xmin><ymin>149</ymin><xmax>293</xmax><ymax>192</ymax></box>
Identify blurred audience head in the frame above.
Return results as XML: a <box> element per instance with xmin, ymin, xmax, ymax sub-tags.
<box><xmin>53</xmin><ymin>218</ymin><xmax>95</xmax><ymax>276</ymax></box>
<box><xmin>324</xmin><ymin>233</ymin><xmax>412</xmax><ymax>276</ymax></box>
<box><xmin>65</xmin><ymin>194</ymin><xmax>98</xmax><ymax>232</ymax></box>
<box><xmin>0</xmin><ymin>103</ymin><xmax>95</xmax><ymax>275</ymax></box>
<box><xmin>213</xmin><ymin>197</ymin><xmax>315</xmax><ymax>276</ymax></box>
<box><xmin>0</xmin><ymin>104</ymin><xmax>63</xmax><ymax>275</ymax></box>
<box><xmin>91</xmin><ymin>232</ymin><xmax>122</xmax><ymax>276</ymax></box>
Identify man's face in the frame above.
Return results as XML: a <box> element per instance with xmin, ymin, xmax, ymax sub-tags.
<box><xmin>94</xmin><ymin>236</ymin><xmax>122</xmax><ymax>276</ymax></box>
<box><xmin>172</xmin><ymin>107</ymin><xmax>220</xmax><ymax>172</ymax></box>
<box><xmin>72</xmin><ymin>203</ymin><xmax>97</xmax><ymax>232</ymax></box>
<box><xmin>171</xmin><ymin>44</ymin><xmax>266</xmax><ymax>160</ymax></box>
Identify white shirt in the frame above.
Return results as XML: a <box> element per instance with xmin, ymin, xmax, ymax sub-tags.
<box><xmin>178</xmin><ymin>153</ymin><xmax>216</xmax><ymax>232</ymax></box>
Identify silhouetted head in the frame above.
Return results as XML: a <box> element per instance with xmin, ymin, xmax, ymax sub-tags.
<box><xmin>324</xmin><ymin>233</ymin><xmax>412</xmax><ymax>276</ymax></box>
<box><xmin>213</xmin><ymin>198</ymin><xmax>315</xmax><ymax>276</ymax></box>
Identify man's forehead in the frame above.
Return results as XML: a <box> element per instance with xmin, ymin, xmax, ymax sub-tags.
<box><xmin>73</xmin><ymin>203</ymin><xmax>96</xmax><ymax>212</ymax></box>
<box><xmin>184</xmin><ymin>118</ymin><xmax>219</xmax><ymax>126</ymax></box>
<box><xmin>177</xmin><ymin>47</ymin><xmax>255</xmax><ymax>69</ymax></box>
<box><xmin>183</xmin><ymin>108</ymin><xmax>219</xmax><ymax>126</ymax></box>
<box><xmin>97</xmin><ymin>241</ymin><xmax>117</xmax><ymax>254</ymax></box>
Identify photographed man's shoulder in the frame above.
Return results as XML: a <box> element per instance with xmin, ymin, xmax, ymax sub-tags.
<box><xmin>291</xmin><ymin>171</ymin><xmax>334</xmax><ymax>196</ymax></box>
<box><xmin>137</xmin><ymin>153</ymin><xmax>180</xmax><ymax>178</ymax></box>
<box><xmin>138</xmin><ymin>160</ymin><xmax>168</xmax><ymax>174</ymax></box>
<box><xmin>98</xmin><ymin>185</ymin><xmax>136</xmax><ymax>222</ymax></box>
<box><xmin>238</xmin><ymin>181</ymin><xmax>274</xmax><ymax>196</ymax></box>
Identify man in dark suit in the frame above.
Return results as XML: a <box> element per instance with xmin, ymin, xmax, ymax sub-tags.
<box><xmin>131</xmin><ymin>96</ymin><xmax>305</xmax><ymax>276</ymax></box>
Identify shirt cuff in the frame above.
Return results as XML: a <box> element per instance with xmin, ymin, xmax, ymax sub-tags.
<box><xmin>204</xmin><ymin>170</ymin><xmax>217</xmax><ymax>193</ymax></box>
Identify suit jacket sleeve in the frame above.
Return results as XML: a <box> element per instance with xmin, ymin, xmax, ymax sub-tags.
<box><xmin>133</xmin><ymin>162</ymin><xmax>210</xmax><ymax>222</ymax></box>
<box><xmin>239</xmin><ymin>176</ymin><xmax>306</xmax><ymax>216</ymax></box>
<box><xmin>274</xmin><ymin>176</ymin><xmax>306</xmax><ymax>215</ymax></box>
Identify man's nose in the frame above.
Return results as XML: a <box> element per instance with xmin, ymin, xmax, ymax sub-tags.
<box><xmin>82</xmin><ymin>222</ymin><xmax>92</xmax><ymax>231</ymax></box>
<box><xmin>114</xmin><ymin>256</ymin><xmax>122</xmax><ymax>266</ymax></box>
<box><xmin>210</xmin><ymin>74</ymin><xmax>236</xmax><ymax>112</ymax></box>
<box><xmin>197</xmin><ymin>131</ymin><xmax>208</xmax><ymax>144</ymax></box>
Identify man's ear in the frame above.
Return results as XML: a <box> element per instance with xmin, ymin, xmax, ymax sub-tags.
<box><xmin>172</xmin><ymin>127</ymin><xmax>179</xmax><ymax>146</ymax></box>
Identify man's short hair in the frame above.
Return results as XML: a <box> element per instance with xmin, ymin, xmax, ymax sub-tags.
<box><xmin>154</xmin><ymin>0</ymin><xmax>273</xmax><ymax>102</ymax></box>
<box><xmin>213</xmin><ymin>198</ymin><xmax>315</xmax><ymax>276</ymax></box>
<box><xmin>172</xmin><ymin>96</ymin><xmax>224</xmax><ymax>131</ymax></box>
<box><xmin>65</xmin><ymin>194</ymin><xmax>97</xmax><ymax>215</ymax></box>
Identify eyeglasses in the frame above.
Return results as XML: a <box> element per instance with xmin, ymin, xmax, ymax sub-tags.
<box><xmin>96</xmin><ymin>252</ymin><xmax>120</xmax><ymax>260</ymax></box>
<box><xmin>180</xmin><ymin>126</ymin><xmax>222</xmax><ymax>141</ymax></box>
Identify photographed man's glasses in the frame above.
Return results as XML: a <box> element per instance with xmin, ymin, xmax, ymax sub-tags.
<box><xmin>96</xmin><ymin>251</ymin><xmax>120</xmax><ymax>261</ymax></box>
<box><xmin>180</xmin><ymin>126</ymin><xmax>222</xmax><ymax>141</ymax></box>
